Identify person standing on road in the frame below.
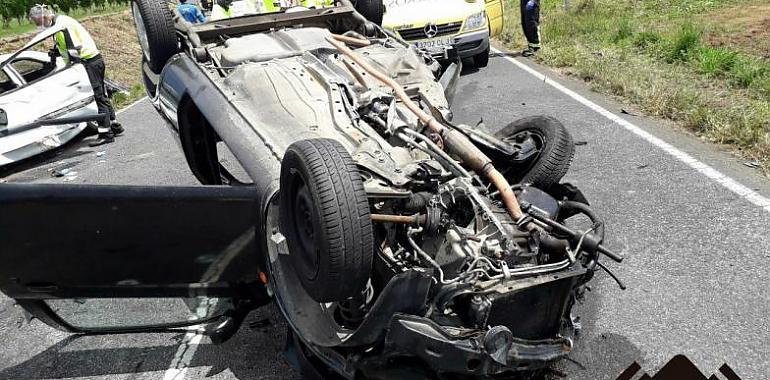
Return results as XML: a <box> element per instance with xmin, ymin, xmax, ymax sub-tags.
<box><xmin>520</xmin><ymin>0</ymin><xmax>541</xmax><ymax>57</ymax></box>
<box><xmin>178</xmin><ymin>0</ymin><xmax>207</xmax><ymax>23</ymax></box>
<box><xmin>28</xmin><ymin>5</ymin><xmax>123</xmax><ymax>147</ymax></box>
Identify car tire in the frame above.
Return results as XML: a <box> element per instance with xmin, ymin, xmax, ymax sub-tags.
<box><xmin>353</xmin><ymin>0</ymin><xmax>384</xmax><ymax>25</ymax></box>
<box><xmin>131</xmin><ymin>0</ymin><xmax>177</xmax><ymax>73</ymax></box>
<box><xmin>141</xmin><ymin>59</ymin><xmax>159</xmax><ymax>98</ymax></box>
<box><xmin>474</xmin><ymin>46</ymin><xmax>490</xmax><ymax>68</ymax></box>
<box><xmin>494</xmin><ymin>115</ymin><xmax>574</xmax><ymax>189</ymax></box>
<box><xmin>279</xmin><ymin>139</ymin><xmax>374</xmax><ymax>303</ymax></box>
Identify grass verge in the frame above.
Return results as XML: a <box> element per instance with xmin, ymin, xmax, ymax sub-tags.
<box><xmin>499</xmin><ymin>0</ymin><xmax>770</xmax><ymax>174</ymax></box>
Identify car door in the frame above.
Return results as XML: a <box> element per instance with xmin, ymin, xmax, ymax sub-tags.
<box><xmin>0</xmin><ymin>183</ymin><xmax>270</xmax><ymax>340</ymax></box>
<box><xmin>484</xmin><ymin>0</ymin><xmax>504</xmax><ymax>37</ymax></box>
<box><xmin>0</xmin><ymin>28</ymin><xmax>99</xmax><ymax>141</ymax></box>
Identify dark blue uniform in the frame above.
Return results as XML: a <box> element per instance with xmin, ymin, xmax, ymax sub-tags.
<box><xmin>521</xmin><ymin>0</ymin><xmax>540</xmax><ymax>54</ymax></box>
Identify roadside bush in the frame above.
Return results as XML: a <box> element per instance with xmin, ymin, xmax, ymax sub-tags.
<box><xmin>666</xmin><ymin>22</ymin><xmax>700</xmax><ymax>62</ymax></box>
<box><xmin>633</xmin><ymin>30</ymin><xmax>661</xmax><ymax>49</ymax></box>
<box><xmin>611</xmin><ymin>18</ymin><xmax>634</xmax><ymax>43</ymax></box>
<box><xmin>696</xmin><ymin>47</ymin><xmax>738</xmax><ymax>78</ymax></box>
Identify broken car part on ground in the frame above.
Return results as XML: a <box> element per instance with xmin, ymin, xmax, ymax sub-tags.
<box><xmin>0</xmin><ymin>0</ymin><xmax>624</xmax><ymax>378</ymax></box>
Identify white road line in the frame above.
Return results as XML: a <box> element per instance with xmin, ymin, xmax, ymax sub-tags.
<box><xmin>162</xmin><ymin>228</ymin><xmax>256</xmax><ymax>380</ymax></box>
<box><xmin>115</xmin><ymin>96</ymin><xmax>148</xmax><ymax>116</ymax></box>
<box><xmin>492</xmin><ymin>48</ymin><xmax>770</xmax><ymax>214</ymax></box>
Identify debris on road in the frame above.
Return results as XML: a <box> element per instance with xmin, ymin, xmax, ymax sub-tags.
<box><xmin>51</xmin><ymin>168</ymin><xmax>73</xmax><ymax>177</ymax></box>
<box><xmin>96</xmin><ymin>151</ymin><xmax>106</xmax><ymax>157</ymax></box>
<box><xmin>575</xmin><ymin>141</ymin><xmax>588</xmax><ymax>146</ymax></box>
<box><xmin>743</xmin><ymin>161</ymin><xmax>760</xmax><ymax>169</ymax></box>
<box><xmin>620</xmin><ymin>109</ymin><xmax>638</xmax><ymax>116</ymax></box>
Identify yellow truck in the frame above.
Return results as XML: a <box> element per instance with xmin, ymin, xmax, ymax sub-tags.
<box><xmin>381</xmin><ymin>0</ymin><xmax>503</xmax><ymax>67</ymax></box>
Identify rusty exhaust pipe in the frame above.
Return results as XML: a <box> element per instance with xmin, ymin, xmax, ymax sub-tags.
<box><xmin>327</xmin><ymin>35</ymin><xmax>524</xmax><ymax>221</ymax></box>
<box><xmin>371</xmin><ymin>213</ymin><xmax>426</xmax><ymax>225</ymax></box>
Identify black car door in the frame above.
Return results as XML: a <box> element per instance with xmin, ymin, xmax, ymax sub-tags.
<box><xmin>0</xmin><ymin>183</ymin><xmax>270</xmax><ymax>339</ymax></box>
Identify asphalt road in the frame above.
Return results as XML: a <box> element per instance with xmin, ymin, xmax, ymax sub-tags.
<box><xmin>1</xmin><ymin>50</ymin><xmax>769</xmax><ymax>380</ymax></box>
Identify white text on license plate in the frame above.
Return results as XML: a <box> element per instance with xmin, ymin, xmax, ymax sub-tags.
<box><xmin>414</xmin><ymin>38</ymin><xmax>452</xmax><ymax>50</ymax></box>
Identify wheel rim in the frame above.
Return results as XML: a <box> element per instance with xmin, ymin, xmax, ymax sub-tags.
<box><xmin>501</xmin><ymin>128</ymin><xmax>546</xmax><ymax>181</ymax></box>
<box><xmin>291</xmin><ymin>181</ymin><xmax>319</xmax><ymax>282</ymax></box>
<box><xmin>132</xmin><ymin>2</ymin><xmax>152</xmax><ymax>63</ymax></box>
<box><xmin>265</xmin><ymin>197</ymin><xmax>355</xmax><ymax>347</ymax></box>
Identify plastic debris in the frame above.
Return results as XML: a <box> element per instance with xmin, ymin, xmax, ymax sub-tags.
<box><xmin>743</xmin><ymin>161</ymin><xmax>760</xmax><ymax>169</ymax></box>
<box><xmin>51</xmin><ymin>168</ymin><xmax>72</xmax><ymax>177</ymax></box>
<box><xmin>96</xmin><ymin>151</ymin><xmax>106</xmax><ymax>157</ymax></box>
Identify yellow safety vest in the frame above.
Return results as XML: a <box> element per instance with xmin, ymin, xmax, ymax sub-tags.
<box><xmin>53</xmin><ymin>15</ymin><xmax>99</xmax><ymax>63</ymax></box>
<box><xmin>210</xmin><ymin>4</ymin><xmax>233</xmax><ymax>20</ymax></box>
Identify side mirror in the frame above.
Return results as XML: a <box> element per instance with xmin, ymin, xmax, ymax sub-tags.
<box><xmin>67</xmin><ymin>49</ymin><xmax>82</xmax><ymax>63</ymax></box>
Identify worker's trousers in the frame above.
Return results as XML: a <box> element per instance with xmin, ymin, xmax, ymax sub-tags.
<box><xmin>520</xmin><ymin>0</ymin><xmax>541</xmax><ymax>48</ymax></box>
<box><xmin>83</xmin><ymin>55</ymin><xmax>115</xmax><ymax>134</ymax></box>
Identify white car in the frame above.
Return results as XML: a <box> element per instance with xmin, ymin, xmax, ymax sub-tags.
<box><xmin>0</xmin><ymin>28</ymin><xmax>100</xmax><ymax>167</ymax></box>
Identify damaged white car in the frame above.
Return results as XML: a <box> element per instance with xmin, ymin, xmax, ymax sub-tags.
<box><xmin>0</xmin><ymin>28</ymin><xmax>106</xmax><ymax>167</ymax></box>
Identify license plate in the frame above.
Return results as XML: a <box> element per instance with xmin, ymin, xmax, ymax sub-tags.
<box><xmin>414</xmin><ymin>38</ymin><xmax>452</xmax><ymax>50</ymax></box>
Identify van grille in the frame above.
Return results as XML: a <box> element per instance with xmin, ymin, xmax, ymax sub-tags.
<box><xmin>397</xmin><ymin>22</ymin><xmax>462</xmax><ymax>41</ymax></box>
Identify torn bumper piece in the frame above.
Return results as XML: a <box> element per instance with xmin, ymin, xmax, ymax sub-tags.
<box><xmin>378</xmin><ymin>314</ymin><xmax>572</xmax><ymax>375</ymax></box>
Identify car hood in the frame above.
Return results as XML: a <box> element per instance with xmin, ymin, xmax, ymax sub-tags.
<box><xmin>382</xmin><ymin>0</ymin><xmax>484</xmax><ymax>29</ymax></box>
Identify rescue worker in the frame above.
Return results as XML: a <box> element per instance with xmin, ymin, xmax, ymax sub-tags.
<box><xmin>178</xmin><ymin>0</ymin><xmax>206</xmax><ymax>24</ymax></box>
<box><xmin>520</xmin><ymin>0</ymin><xmax>540</xmax><ymax>57</ymax></box>
<box><xmin>211</xmin><ymin>0</ymin><xmax>235</xmax><ymax>20</ymax></box>
<box><xmin>28</xmin><ymin>5</ymin><xmax>123</xmax><ymax>146</ymax></box>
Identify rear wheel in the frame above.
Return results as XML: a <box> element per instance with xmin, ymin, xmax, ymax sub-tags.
<box><xmin>279</xmin><ymin>139</ymin><xmax>374</xmax><ymax>303</ymax></box>
<box><xmin>353</xmin><ymin>0</ymin><xmax>384</xmax><ymax>25</ymax></box>
<box><xmin>132</xmin><ymin>0</ymin><xmax>177</xmax><ymax>73</ymax></box>
<box><xmin>141</xmin><ymin>59</ymin><xmax>159</xmax><ymax>98</ymax></box>
<box><xmin>494</xmin><ymin>115</ymin><xmax>574</xmax><ymax>189</ymax></box>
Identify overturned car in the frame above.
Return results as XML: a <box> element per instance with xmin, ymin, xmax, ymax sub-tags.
<box><xmin>0</xmin><ymin>0</ymin><xmax>623</xmax><ymax>378</ymax></box>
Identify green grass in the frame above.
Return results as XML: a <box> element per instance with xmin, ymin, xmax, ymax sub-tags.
<box><xmin>0</xmin><ymin>4</ymin><xmax>128</xmax><ymax>39</ymax></box>
<box><xmin>112</xmin><ymin>84</ymin><xmax>146</xmax><ymax>110</ymax></box>
<box><xmin>500</xmin><ymin>0</ymin><xmax>770</xmax><ymax>173</ymax></box>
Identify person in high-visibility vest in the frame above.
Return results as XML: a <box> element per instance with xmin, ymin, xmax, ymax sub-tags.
<box><xmin>28</xmin><ymin>5</ymin><xmax>123</xmax><ymax>146</ymax></box>
<box><xmin>520</xmin><ymin>0</ymin><xmax>541</xmax><ymax>57</ymax></box>
<box><xmin>211</xmin><ymin>0</ymin><xmax>235</xmax><ymax>20</ymax></box>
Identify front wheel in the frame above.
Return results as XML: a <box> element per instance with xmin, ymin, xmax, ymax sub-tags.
<box><xmin>493</xmin><ymin>115</ymin><xmax>575</xmax><ymax>189</ymax></box>
<box><xmin>353</xmin><ymin>0</ymin><xmax>384</xmax><ymax>25</ymax></box>
<box><xmin>279</xmin><ymin>139</ymin><xmax>374</xmax><ymax>303</ymax></box>
<box><xmin>473</xmin><ymin>46</ymin><xmax>490</xmax><ymax>68</ymax></box>
<box><xmin>132</xmin><ymin>0</ymin><xmax>177</xmax><ymax>73</ymax></box>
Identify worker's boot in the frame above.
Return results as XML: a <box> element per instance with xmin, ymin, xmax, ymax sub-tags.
<box><xmin>522</xmin><ymin>46</ymin><xmax>540</xmax><ymax>57</ymax></box>
<box><xmin>89</xmin><ymin>131</ymin><xmax>115</xmax><ymax>147</ymax></box>
<box><xmin>111</xmin><ymin>122</ymin><xmax>125</xmax><ymax>136</ymax></box>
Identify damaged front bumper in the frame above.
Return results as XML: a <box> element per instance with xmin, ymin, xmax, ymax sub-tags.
<box><xmin>376</xmin><ymin>314</ymin><xmax>573</xmax><ymax>375</ymax></box>
<box><xmin>287</xmin><ymin>264</ymin><xmax>586</xmax><ymax>378</ymax></box>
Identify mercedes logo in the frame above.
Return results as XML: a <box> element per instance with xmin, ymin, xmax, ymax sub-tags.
<box><xmin>424</xmin><ymin>23</ymin><xmax>438</xmax><ymax>38</ymax></box>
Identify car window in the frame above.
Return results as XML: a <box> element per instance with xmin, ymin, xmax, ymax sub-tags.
<box><xmin>0</xmin><ymin>70</ymin><xmax>16</xmax><ymax>95</ymax></box>
<box><xmin>7</xmin><ymin>32</ymin><xmax>71</xmax><ymax>87</ymax></box>
<box><xmin>11</xmin><ymin>58</ymin><xmax>56</xmax><ymax>84</ymax></box>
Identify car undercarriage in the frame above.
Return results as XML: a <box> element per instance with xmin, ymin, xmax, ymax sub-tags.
<box><xmin>161</xmin><ymin>6</ymin><xmax>625</xmax><ymax>377</ymax></box>
<box><xmin>0</xmin><ymin>2</ymin><xmax>625</xmax><ymax>378</ymax></box>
